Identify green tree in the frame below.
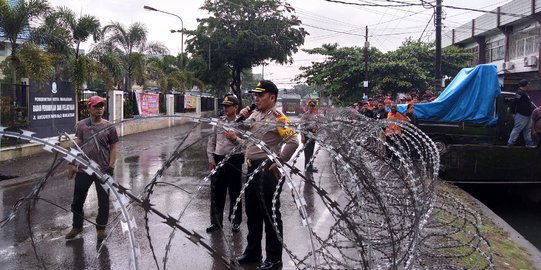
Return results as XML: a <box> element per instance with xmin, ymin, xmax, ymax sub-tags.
<box><xmin>98</xmin><ymin>22</ymin><xmax>168</xmax><ymax>91</ymax></box>
<box><xmin>86</xmin><ymin>49</ymin><xmax>124</xmax><ymax>92</ymax></box>
<box><xmin>0</xmin><ymin>0</ymin><xmax>50</xmax><ymax>83</ymax></box>
<box><xmin>187</xmin><ymin>53</ymin><xmax>231</xmax><ymax>97</ymax></box>
<box><xmin>13</xmin><ymin>42</ymin><xmax>54</xmax><ymax>91</ymax></box>
<box><xmin>297</xmin><ymin>43</ymin><xmax>383</xmax><ymax>105</ymax></box>
<box><xmin>147</xmin><ymin>55</ymin><xmax>205</xmax><ymax>94</ymax></box>
<box><xmin>298</xmin><ymin>41</ymin><xmax>473</xmax><ymax>104</ymax></box>
<box><xmin>32</xmin><ymin>6</ymin><xmax>101</xmax><ymax>92</ymax></box>
<box><xmin>186</xmin><ymin>0</ymin><xmax>307</xmax><ymax>108</ymax></box>
<box><xmin>292</xmin><ymin>83</ymin><xmax>324</xmax><ymax>99</ymax></box>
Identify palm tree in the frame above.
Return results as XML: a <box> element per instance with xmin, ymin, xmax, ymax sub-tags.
<box><xmin>99</xmin><ymin>22</ymin><xmax>168</xmax><ymax>91</ymax></box>
<box><xmin>32</xmin><ymin>6</ymin><xmax>101</xmax><ymax>90</ymax></box>
<box><xmin>147</xmin><ymin>55</ymin><xmax>205</xmax><ymax>94</ymax></box>
<box><xmin>0</xmin><ymin>0</ymin><xmax>50</xmax><ymax>83</ymax></box>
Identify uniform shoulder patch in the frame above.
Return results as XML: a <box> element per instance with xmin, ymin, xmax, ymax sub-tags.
<box><xmin>272</xmin><ymin>110</ymin><xmax>282</xmax><ymax>117</ymax></box>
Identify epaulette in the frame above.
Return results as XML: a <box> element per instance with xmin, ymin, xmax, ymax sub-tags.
<box><xmin>272</xmin><ymin>110</ymin><xmax>282</xmax><ymax>117</ymax></box>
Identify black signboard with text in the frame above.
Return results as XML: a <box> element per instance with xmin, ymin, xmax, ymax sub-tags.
<box><xmin>28</xmin><ymin>81</ymin><xmax>76</xmax><ymax>138</ymax></box>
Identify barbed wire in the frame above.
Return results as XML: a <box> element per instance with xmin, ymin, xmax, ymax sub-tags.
<box><xmin>0</xmin><ymin>110</ymin><xmax>493</xmax><ymax>269</ymax></box>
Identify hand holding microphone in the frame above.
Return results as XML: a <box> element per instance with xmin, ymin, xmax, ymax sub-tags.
<box><xmin>236</xmin><ymin>104</ymin><xmax>257</xmax><ymax>122</ymax></box>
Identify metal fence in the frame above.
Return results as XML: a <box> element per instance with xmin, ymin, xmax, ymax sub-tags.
<box><xmin>201</xmin><ymin>97</ymin><xmax>215</xmax><ymax>112</ymax></box>
<box><xmin>78</xmin><ymin>90</ymin><xmax>109</xmax><ymax>121</ymax></box>
<box><xmin>174</xmin><ymin>94</ymin><xmax>185</xmax><ymax>113</ymax></box>
<box><xmin>0</xmin><ymin>83</ymin><xmax>29</xmax><ymax>128</ymax></box>
<box><xmin>123</xmin><ymin>92</ymin><xmax>138</xmax><ymax>118</ymax></box>
<box><xmin>121</xmin><ymin>93</ymin><xmax>214</xmax><ymax>117</ymax></box>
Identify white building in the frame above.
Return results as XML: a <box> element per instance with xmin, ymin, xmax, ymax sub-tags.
<box><xmin>443</xmin><ymin>0</ymin><xmax>541</xmax><ymax>102</ymax></box>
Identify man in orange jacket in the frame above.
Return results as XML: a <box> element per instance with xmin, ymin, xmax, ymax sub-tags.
<box><xmin>386</xmin><ymin>103</ymin><xmax>410</xmax><ymax>136</ymax></box>
<box><xmin>386</xmin><ymin>103</ymin><xmax>410</xmax><ymax>160</ymax></box>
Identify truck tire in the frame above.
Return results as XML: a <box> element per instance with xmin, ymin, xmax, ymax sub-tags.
<box><xmin>432</xmin><ymin>137</ymin><xmax>448</xmax><ymax>154</ymax></box>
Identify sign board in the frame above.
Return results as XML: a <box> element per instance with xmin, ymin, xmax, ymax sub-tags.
<box><xmin>363</xmin><ymin>81</ymin><xmax>369</xmax><ymax>88</ymax></box>
<box><xmin>136</xmin><ymin>93</ymin><xmax>159</xmax><ymax>115</ymax></box>
<box><xmin>28</xmin><ymin>81</ymin><xmax>76</xmax><ymax>138</ymax></box>
<box><xmin>184</xmin><ymin>95</ymin><xmax>197</xmax><ymax>109</ymax></box>
<box><xmin>310</xmin><ymin>92</ymin><xmax>319</xmax><ymax>99</ymax></box>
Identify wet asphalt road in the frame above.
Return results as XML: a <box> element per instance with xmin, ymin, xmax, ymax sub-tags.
<box><xmin>0</xmin><ymin>121</ymin><xmax>336</xmax><ymax>270</ymax></box>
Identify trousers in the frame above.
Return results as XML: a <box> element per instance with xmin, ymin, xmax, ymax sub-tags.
<box><xmin>210</xmin><ymin>153</ymin><xmax>244</xmax><ymax>225</ymax></box>
<box><xmin>304</xmin><ymin>139</ymin><xmax>316</xmax><ymax>168</ymax></box>
<box><xmin>508</xmin><ymin>113</ymin><xmax>534</xmax><ymax>146</ymax></box>
<box><xmin>243</xmin><ymin>159</ymin><xmax>283</xmax><ymax>262</ymax></box>
<box><xmin>71</xmin><ymin>172</ymin><xmax>110</xmax><ymax>230</ymax></box>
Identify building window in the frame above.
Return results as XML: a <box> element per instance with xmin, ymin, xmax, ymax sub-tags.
<box><xmin>486</xmin><ymin>39</ymin><xmax>504</xmax><ymax>62</ymax></box>
<box><xmin>510</xmin><ymin>26</ymin><xmax>540</xmax><ymax>59</ymax></box>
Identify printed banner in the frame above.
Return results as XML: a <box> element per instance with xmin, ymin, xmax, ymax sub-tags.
<box><xmin>137</xmin><ymin>93</ymin><xmax>159</xmax><ymax>115</ymax></box>
<box><xmin>184</xmin><ymin>95</ymin><xmax>197</xmax><ymax>109</ymax></box>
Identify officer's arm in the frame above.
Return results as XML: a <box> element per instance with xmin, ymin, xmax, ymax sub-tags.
<box><xmin>276</xmin><ymin>114</ymin><xmax>299</xmax><ymax>162</ymax></box>
<box><xmin>280</xmin><ymin>134</ymin><xmax>299</xmax><ymax>162</ymax></box>
<box><xmin>206</xmin><ymin>127</ymin><xmax>217</xmax><ymax>164</ymax></box>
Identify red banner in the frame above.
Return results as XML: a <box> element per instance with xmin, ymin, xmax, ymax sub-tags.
<box><xmin>136</xmin><ymin>93</ymin><xmax>159</xmax><ymax>115</ymax></box>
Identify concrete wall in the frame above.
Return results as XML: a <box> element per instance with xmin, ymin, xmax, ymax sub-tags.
<box><xmin>1</xmin><ymin>92</ymin><xmax>217</xmax><ymax>161</ymax></box>
<box><xmin>0</xmin><ymin>139</ymin><xmax>74</xmax><ymax>162</ymax></box>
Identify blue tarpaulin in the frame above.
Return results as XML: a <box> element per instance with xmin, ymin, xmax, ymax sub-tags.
<box><xmin>398</xmin><ymin>64</ymin><xmax>501</xmax><ymax>124</ymax></box>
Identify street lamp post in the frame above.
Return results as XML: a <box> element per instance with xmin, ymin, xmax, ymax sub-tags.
<box><xmin>144</xmin><ymin>5</ymin><xmax>184</xmax><ymax>69</ymax></box>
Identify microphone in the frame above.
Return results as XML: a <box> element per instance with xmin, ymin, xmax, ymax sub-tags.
<box><xmin>236</xmin><ymin>104</ymin><xmax>257</xmax><ymax>122</ymax></box>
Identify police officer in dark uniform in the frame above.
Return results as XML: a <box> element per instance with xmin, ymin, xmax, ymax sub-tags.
<box><xmin>236</xmin><ymin>80</ymin><xmax>299</xmax><ymax>270</ymax></box>
<box><xmin>206</xmin><ymin>95</ymin><xmax>244</xmax><ymax>233</ymax></box>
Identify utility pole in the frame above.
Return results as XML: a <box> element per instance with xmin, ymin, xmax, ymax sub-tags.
<box><xmin>364</xmin><ymin>26</ymin><xmax>369</xmax><ymax>93</ymax></box>
<box><xmin>435</xmin><ymin>0</ymin><xmax>442</xmax><ymax>92</ymax></box>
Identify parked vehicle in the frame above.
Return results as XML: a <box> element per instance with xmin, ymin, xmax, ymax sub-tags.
<box><xmin>281</xmin><ymin>93</ymin><xmax>302</xmax><ymax>115</ymax></box>
<box><xmin>416</xmin><ymin>91</ymin><xmax>516</xmax><ymax>153</ymax></box>
<box><xmin>399</xmin><ymin>64</ymin><xmax>527</xmax><ymax>153</ymax></box>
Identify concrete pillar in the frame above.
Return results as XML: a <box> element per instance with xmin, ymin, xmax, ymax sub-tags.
<box><xmin>196</xmin><ymin>96</ymin><xmax>201</xmax><ymax>114</ymax></box>
<box><xmin>110</xmin><ymin>90</ymin><xmax>124</xmax><ymax>136</ymax></box>
<box><xmin>166</xmin><ymin>94</ymin><xmax>174</xmax><ymax>115</ymax></box>
<box><xmin>475</xmin><ymin>36</ymin><xmax>486</xmax><ymax>65</ymax></box>
<box><xmin>166</xmin><ymin>94</ymin><xmax>174</xmax><ymax>127</ymax></box>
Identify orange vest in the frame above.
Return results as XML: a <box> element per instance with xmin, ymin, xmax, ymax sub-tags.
<box><xmin>386</xmin><ymin>112</ymin><xmax>410</xmax><ymax>135</ymax></box>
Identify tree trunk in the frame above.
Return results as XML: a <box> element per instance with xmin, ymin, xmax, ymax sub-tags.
<box><xmin>126</xmin><ymin>65</ymin><xmax>132</xmax><ymax>92</ymax></box>
<box><xmin>9</xmin><ymin>40</ymin><xmax>17</xmax><ymax>84</ymax></box>
<box><xmin>230</xmin><ymin>68</ymin><xmax>243</xmax><ymax>110</ymax></box>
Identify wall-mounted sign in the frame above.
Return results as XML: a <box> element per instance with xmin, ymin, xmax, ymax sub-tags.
<box><xmin>136</xmin><ymin>93</ymin><xmax>159</xmax><ymax>115</ymax></box>
<box><xmin>29</xmin><ymin>81</ymin><xmax>76</xmax><ymax>138</ymax></box>
<box><xmin>184</xmin><ymin>95</ymin><xmax>197</xmax><ymax>109</ymax></box>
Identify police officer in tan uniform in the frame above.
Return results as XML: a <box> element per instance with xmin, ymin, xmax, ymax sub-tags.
<box><xmin>236</xmin><ymin>80</ymin><xmax>299</xmax><ymax>270</ymax></box>
<box><xmin>206</xmin><ymin>95</ymin><xmax>244</xmax><ymax>233</ymax></box>
<box><xmin>300</xmin><ymin>100</ymin><xmax>319</xmax><ymax>172</ymax></box>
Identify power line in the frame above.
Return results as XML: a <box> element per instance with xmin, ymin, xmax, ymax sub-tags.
<box><xmin>323</xmin><ymin>0</ymin><xmax>528</xmax><ymax>18</ymax></box>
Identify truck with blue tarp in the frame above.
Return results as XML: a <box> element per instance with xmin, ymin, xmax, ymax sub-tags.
<box><xmin>398</xmin><ymin>64</ymin><xmax>540</xmax><ymax>182</ymax></box>
<box><xmin>398</xmin><ymin>64</ymin><xmax>516</xmax><ymax>153</ymax></box>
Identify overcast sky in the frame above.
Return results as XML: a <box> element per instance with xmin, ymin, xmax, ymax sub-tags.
<box><xmin>48</xmin><ymin>0</ymin><xmax>511</xmax><ymax>89</ymax></box>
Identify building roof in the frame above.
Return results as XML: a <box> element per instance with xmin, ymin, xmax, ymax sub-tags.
<box><xmin>443</xmin><ymin>0</ymin><xmax>536</xmax><ymax>47</ymax></box>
